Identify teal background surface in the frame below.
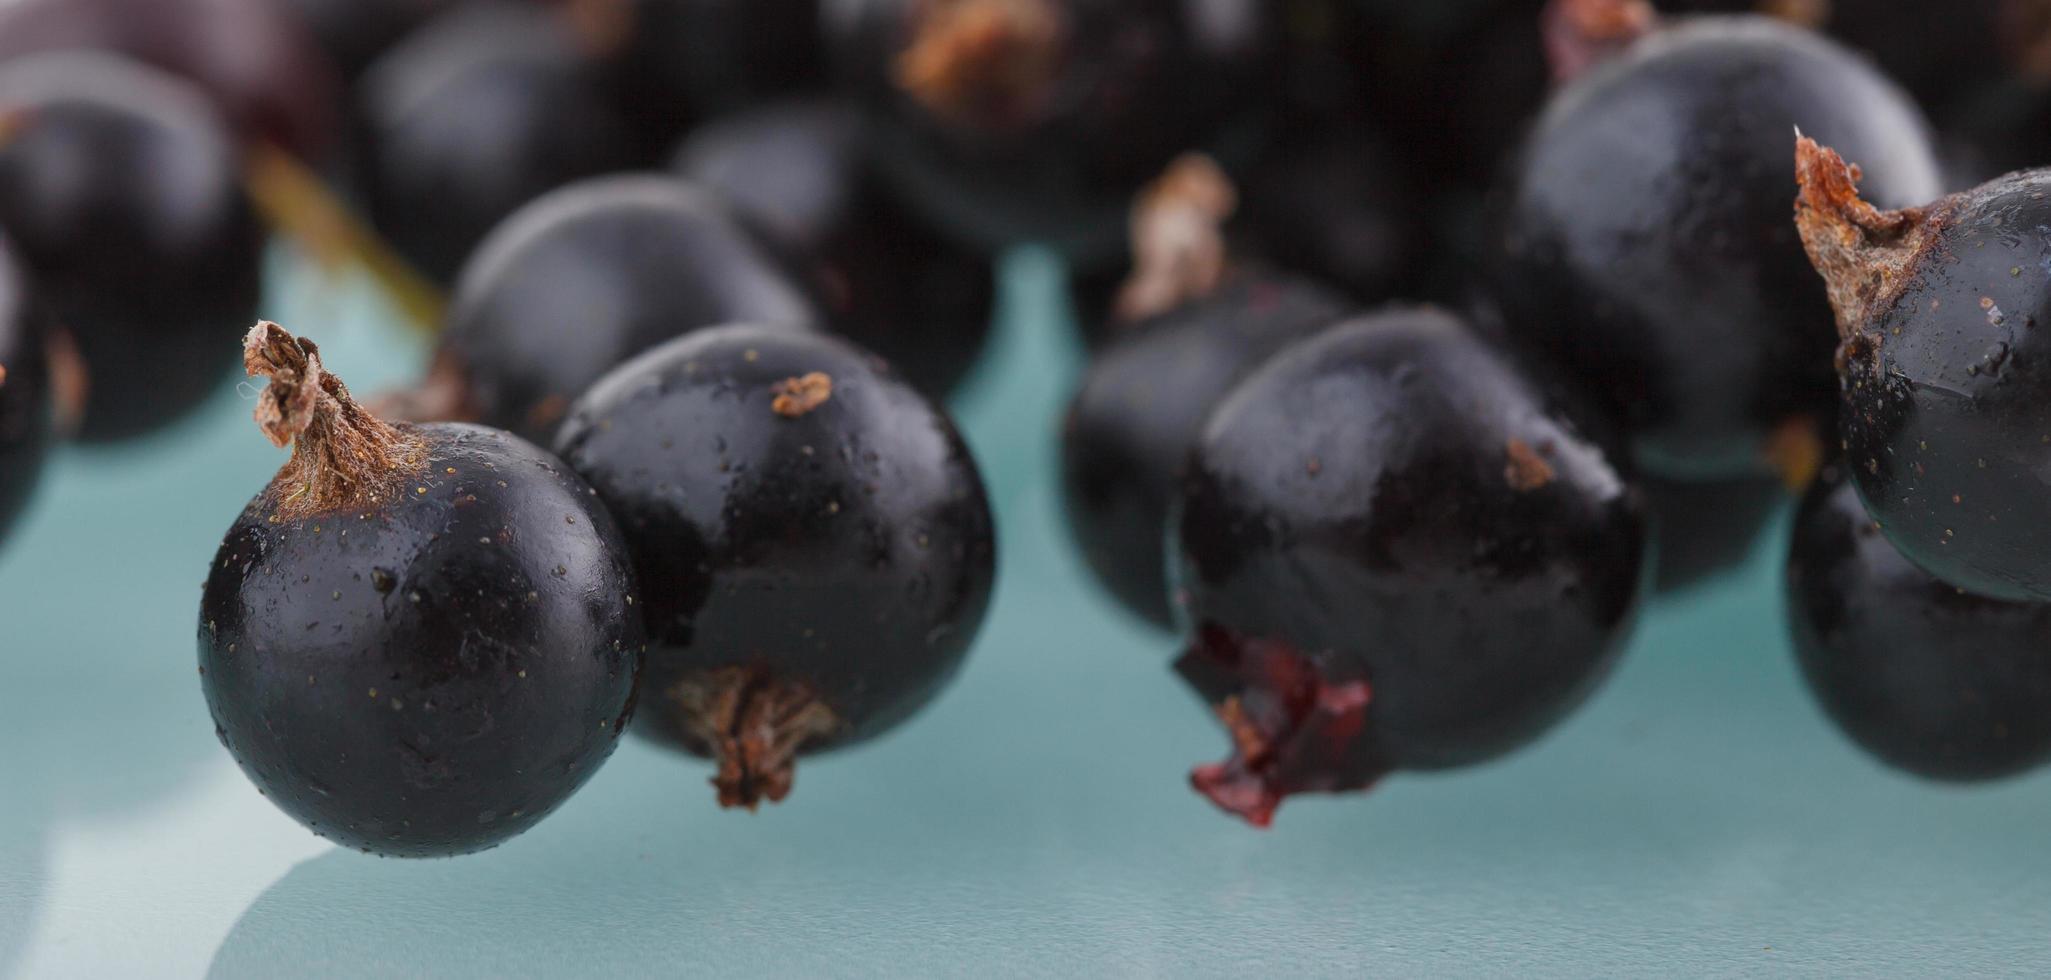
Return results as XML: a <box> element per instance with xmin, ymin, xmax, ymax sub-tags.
<box><xmin>2</xmin><ymin>250</ymin><xmax>2049</xmax><ymax>977</ymax></box>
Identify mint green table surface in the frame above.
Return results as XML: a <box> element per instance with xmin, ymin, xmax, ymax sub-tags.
<box><xmin>2</xmin><ymin>249</ymin><xmax>2047</xmax><ymax>978</ymax></box>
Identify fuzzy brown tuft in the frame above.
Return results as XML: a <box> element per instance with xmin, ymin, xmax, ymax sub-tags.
<box><xmin>244</xmin><ymin>322</ymin><xmax>426</xmax><ymax>521</ymax></box>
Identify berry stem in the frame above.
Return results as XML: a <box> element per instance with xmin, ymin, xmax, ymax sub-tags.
<box><xmin>244</xmin><ymin>322</ymin><xmax>425</xmax><ymax>520</ymax></box>
<box><xmin>1541</xmin><ymin>0</ymin><xmax>1659</xmax><ymax>84</ymax></box>
<box><xmin>1792</xmin><ymin>135</ymin><xmax>1937</xmax><ymax>345</ymax></box>
<box><xmin>896</xmin><ymin>0</ymin><xmax>1065</xmax><ymax>130</ymax></box>
<box><xmin>671</xmin><ymin>667</ymin><xmax>840</xmax><ymax>810</ymax></box>
<box><xmin>1114</xmin><ymin>154</ymin><xmax>1239</xmax><ymax>324</ymax></box>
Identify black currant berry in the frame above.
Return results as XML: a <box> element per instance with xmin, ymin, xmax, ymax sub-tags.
<box><xmin>1796</xmin><ymin>139</ymin><xmax>2051</xmax><ymax>603</ymax></box>
<box><xmin>554</xmin><ymin>323</ymin><xmax>995</xmax><ymax>809</ymax></box>
<box><xmin>0</xmin><ymin>53</ymin><xmax>264</xmax><ymax>441</ymax></box>
<box><xmin>384</xmin><ymin>174</ymin><xmax>820</xmax><ymax>445</ymax></box>
<box><xmin>356</xmin><ymin>3</ymin><xmax>639</xmax><ymax>284</ymax></box>
<box><xmin>280</xmin><ymin>0</ymin><xmax>457</xmax><ymax>80</ymax></box>
<box><xmin>1494</xmin><ymin>5</ymin><xmax>1941</xmax><ymax>480</ymax></box>
<box><xmin>0</xmin><ymin>0</ymin><xmax>341</xmax><ymax>161</ymax></box>
<box><xmin>675</xmin><ymin>100</ymin><xmax>996</xmax><ymax>396</ymax></box>
<box><xmin>0</xmin><ymin>237</ymin><xmax>50</xmax><ymax>548</ymax></box>
<box><xmin>201</xmin><ymin>323</ymin><xmax>643</xmax><ymax>858</ymax></box>
<box><xmin>1061</xmin><ymin>272</ymin><xmax>1351</xmax><ymax>628</ymax></box>
<box><xmin>1174</xmin><ymin>308</ymin><xmax>1648</xmax><ymax>826</ymax></box>
<box><xmin>1787</xmin><ymin>468</ymin><xmax>2051</xmax><ymax>782</ymax></box>
<box><xmin>824</xmin><ymin>0</ymin><xmax>1277</xmax><ymax>259</ymax></box>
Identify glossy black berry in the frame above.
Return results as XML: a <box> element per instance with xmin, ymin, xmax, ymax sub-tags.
<box><xmin>1061</xmin><ymin>271</ymin><xmax>1350</xmax><ymax>628</ymax></box>
<box><xmin>200</xmin><ymin>324</ymin><xmax>643</xmax><ymax>858</ymax></box>
<box><xmin>554</xmin><ymin>323</ymin><xmax>995</xmax><ymax>809</ymax></box>
<box><xmin>0</xmin><ymin>237</ymin><xmax>50</xmax><ymax>548</ymax></box>
<box><xmin>0</xmin><ymin>53</ymin><xmax>264</xmax><ymax>441</ymax></box>
<box><xmin>1494</xmin><ymin>11</ymin><xmax>1941</xmax><ymax>480</ymax></box>
<box><xmin>676</xmin><ymin>100</ymin><xmax>996</xmax><ymax>396</ymax></box>
<box><xmin>386</xmin><ymin>174</ymin><xmax>820</xmax><ymax>445</ymax></box>
<box><xmin>824</xmin><ymin>0</ymin><xmax>1277</xmax><ymax>260</ymax></box>
<box><xmin>1173</xmin><ymin>308</ymin><xmax>1648</xmax><ymax>826</ymax></box>
<box><xmin>356</xmin><ymin>3</ymin><xmax>639</xmax><ymax>284</ymax></box>
<box><xmin>0</xmin><ymin>0</ymin><xmax>341</xmax><ymax>161</ymax></box>
<box><xmin>1796</xmin><ymin>141</ymin><xmax>2051</xmax><ymax>602</ymax></box>
<box><xmin>1787</xmin><ymin>468</ymin><xmax>2051</xmax><ymax>782</ymax></box>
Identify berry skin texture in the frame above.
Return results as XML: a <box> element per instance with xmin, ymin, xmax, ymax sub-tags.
<box><xmin>355</xmin><ymin>3</ymin><xmax>639</xmax><ymax>284</ymax></box>
<box><xmin>395</xmin><ymin>174</ymin><xmax>820</xmax><ymax>445</ymax></box>
<box><xmin>1495</xmin><ymin>15</ymin><xmax>1941</xmax><ymax>480</ymax></box>
<box><xmin>201</xmin><ymin>324</ymin><xmax>644</xmax><ymax>858</ymax></box>
<box><xmin>1796</xmin><ymin>140</ymin><xmax>2051</xmax><ymax>603</ymax></box>
<box><xmin>0</xmin><ymin>236</ymin><xmax>51</xmax><ymax>548</ymax></box>
<box><xmin>1787</xmin><ymin>470</ymin><xmax>2051</xmax><ymax>782</ymax></box>
<box><xmin>1060</xmin><ymin>272</ymin><xmax>1350</xmax><ymax>628</ymax></box>
<box><xmin>0</xmin><ymin>53</ymin><xmax>264</xmax><ymax>441</ymax></box>
<box><xmin>675</xmin><ymin>99</ymin><xmax>997</xmax><ymax>397</ymax></box>
<box><xmin>1173</xmin><ymin>308</ymin><xmax>1649</xmax><ymax>826</ymax></box>
<box><xmin>555</xmin><ymin>324</ymin><xmax>996</xmax><ymax>809</ymax></box>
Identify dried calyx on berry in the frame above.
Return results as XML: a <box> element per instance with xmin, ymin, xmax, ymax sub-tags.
<box><xmin>1795</xmin><ymin>137</ymin><xmax>2051</xmax><ymax>603</ymax></box>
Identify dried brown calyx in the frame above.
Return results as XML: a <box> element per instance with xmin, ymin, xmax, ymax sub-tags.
<box><xmin>669</xmin><ymin>667</ymin><xmax>840</xmax><ymax>810</ymax></box>
<box><xmin>1757</xmin><ymin>0</ymin><xmax>1829</xmax><ymax>28</ymax></box>
<box><xmin>1504</xmin><ymin>439</ymin><xmax>1558</xmax><ymax>492</ymax></box>
<box><xmin>44</xmin><ymin>327</ymin><xmax>88</xmax><ymax>438</ymax></box>
<box><xmin>2005</xmin><ymin>0</ymin><xmax>2051</xmax><ymax>84</ymax></box>
<box><xmin>1113</xmin><ymin>153</ymin><xmax>1240</xmax><ymax>324</ymax></box>
<box><xmin>0</xmin><ymin>106</ymin><xmax>31</xmax><ymax>147</ymax></box>
<box><xmin>557</xmin><ymin>0</ymin><xmax>637</xmax><ymax>61</ymax></box>
<box><xmin>1763</xmin><ymin>414</ymin><xmax>1826</xmax><ymax>492</ymax></box>
<box><xmin>896</xmin><ymin>0</ymin><xmax>1066</xmax><ymax>130</ymax></box>
<box><xmin>1792</xmin><ymin>135</ymin><xmax>1939</xmax><ymax>345</ymax></box>
<box><xmin>245</xmin><ymin>321</ymin><xmax>426</xmax><ymax>521</ymax></box>
<box><xmin>771</xmin><ymin>372</ymin><xmax>835</xmax><ymax>418</ymax></box>
<box><xmin>1542</xmin><ymin>0</ymin><xmax>1659</xmax><ymax>84</ymax></box>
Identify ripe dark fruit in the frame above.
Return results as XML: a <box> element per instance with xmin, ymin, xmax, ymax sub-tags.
<box><xmin>554</xmin><ymin>324</ymin><xmax>996</xmax><ymax>809</ymax></box>
<box><xmin>0</xmin><ymin>239</ymin><xmax>51</xmax><ymax>547</ymax></box>
<box><xmin>826</xmin><ymin>0</ymin><xmax>1277</xmax><ymax>258</ymax></box>
<box><xmin>1174</xmin><ymin>309</ymin><xmax>1648</xmax><ymax>825</ymax></box>
<box><xmin>0</xmin><ymin>0</ymin><xmax>341</xmax><ymax>160</ymax></box>
<box><xmin>385</xmin><ymin>175</ymin><xmax>819</xmax><ymax>445</ymax></box>
<box><xmin>200</xmin><ymin>323</ymin><xmax>643</xmax><ymax>858</ymax></box>
<box><xmin>1061</xmin><ymin>272</ymin><xmax>1350</xmax><ymax>628</ymax></box>
<box><xmin>1787</xmin><ymin>469</ymin><xmax>2051</xmax><ymax>782</ymax></box>
<box><xmin>280</xmin><ymin>0</ymin><xmax>457</xmax><ymax>80</ymax></box>
<box><xmin>1494</xmin><ymin>10</ymin><xmax>1941</xmax><ymax>480</ymax></box>
<box><xmin>676</xmin><ymin>100</ymin><xmax>996</xmax><ymax>396</ymax></box>
<box><xmin>356</xmin><ymin>3</ymin><xmax>639</xmax><ymax>284</ymax></box>
<box><xmin>1231</xmin><ymin>131</ymin><xmax>1420</xmax><ymax>308</ymax></box>
<box><xmin>1795</xmin><ymin>139</ymin><xmax>2051</xmax><ymax>603</ymax></box>
<box><xmin>0</xmin><ymin>54</ymin><xmax>264</xmax><ymax>441</ymax></box>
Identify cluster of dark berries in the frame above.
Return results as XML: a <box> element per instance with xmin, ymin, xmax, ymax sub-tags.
<box><xmin>0</xmin><ymin>0</ymin><xmax>2047</xmax><ymax>856</ymax></box>
<box><xmin>1062</xmin><ymin>0</ymin><xmax>2051</xmax><ymax>825</ymax></box>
